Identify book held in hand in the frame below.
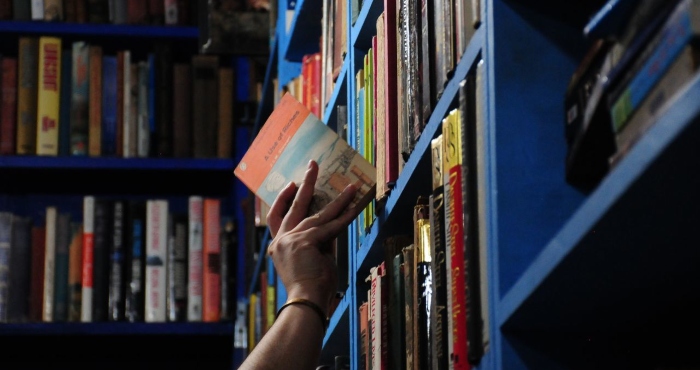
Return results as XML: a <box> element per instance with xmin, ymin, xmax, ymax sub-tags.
<box><xmin>235</xmin><ymin>93</ymin><xmax>376</xmax><ymax>216</ymax></box>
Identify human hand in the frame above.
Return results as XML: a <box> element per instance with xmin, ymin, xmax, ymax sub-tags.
<box><xmin>266</xmin><ymin>160</ymin><xmax>358</xmax><ymax>314</ymax></box>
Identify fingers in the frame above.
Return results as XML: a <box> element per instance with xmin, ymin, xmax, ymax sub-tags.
<box><xmin>304</xmin><ymin>204</ymin><xmax>359</xmax><ymax>244</ymax></box>
<box><xmin>267</xmin><ymin>181</ymin><xmax>298</xmax><ymax>238</ymax></box>
<box><xmin>280</xmin><ymin>160</ymin><xmax>318</xmax><ymax>232</ymax></box>
<box><xmin>296</xmin><ymin>184</ymin><xmax>357</xmax><ymax>231</ymax></box>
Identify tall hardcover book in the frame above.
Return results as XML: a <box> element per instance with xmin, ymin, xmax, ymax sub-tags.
<box><xmin>70</xmin><ymin>41</ymin><xmax>89</xmax><ymax>155</ymax></box>
<box><xmin>218</xmin><ymin>67</ymin><xmax>234</xmax><ymax>159</ymax></box>
<box><xmin>235</xmin><ymin>93</ymin><xmax>377</xmax><ymax>216</ymax></box>
<box><xmin>7</xmin><ymin>216</ymin><xmax>32</xmax><ymax>323</ymax></box>
<box><xmin>0</xmin><ymin>212</ymin><xmax>12</xmax><ymax>322</ymax></box>
<box><xmin>42</xmin><ymin>206</ymin><xmax>57</xmax><ymax>322</ymax></box>
<box><xmin>16</xmin><ymin>37</ymin><xmax>39</xmax><ymax>155</ymax></box>
<box><xmin>30</xmin><ymin>225</ymin><xmax>46</xmax><ymax>322</ymax></box>
<box><xmin>53</xmin><ymin>212</ymin><xmax>71</xmax><ymax>322</ymax></box>
<box><xmin>102</xmin><ymin>56</ymin><xmax>118</xmax><ymax>156</ymax></box>
<box><xmin>202</xmin><ymin>198</ymin><xmax>221</xmax><ymax>322</ymax></box>
<box><xmin>191</xmin><ymin>54</ymin><xmax>219</xmax><ymax>158</ymax></box>
<box><xmin>172</xmin><ymin>63</ymin><xmax>192</xmax><ymax>158</ymax></box>
<box><xmin>167</xmin><ymin>213</ymin><xmax>188</xmax><ymax>322</ymax></box>
<box><xmin>1</xmin><ymin>57</ymin><xmax>17</xmax><ymax>155</ymax></box>
<box><xmin>145</xmin><ymin>199</ymin><xmax>168</xmax><ymax>322</ymax></box>
<box><xmin>187</xmin><ymin>196</ymin><xmax>203</xmax><ymax>321</ymax></box>
<box><xmin>443</xmin><ymin>109</ymin><xmax>469</xmax><ymax>369</ymax></box>
<box><xmin>67</xmin><ymin>223</ymin><xmax>83</xmax><ymax>322</ymax></box>
<box><xmin>81</xmin><ymin>195</ymin><xmax>95</xmax><ymax>322</ymax></box>
<box><xmin>92</xmin><ymin>198</ymin><xmax>113</xmax><ymax>322</ymax></box>
<box><xmin>108</xmin><ymin>200</ymin><xmax>126</xmax><ymax>321</ymax></box>
<box><xmin>36</xmin><ymin>36</ymin><xmax>62</xmax><ymax>156</ymax></box>
<box><xmin>88</xmin><ymin>45</ymin><xmax>103</xmax><ymax>157</ymax></box>
<box><xmin>429</xmin><ymin>135</ymin><xmax>449</xmax><ymax>370</ymax></box>
<box><xmin>58</xmin><ymin>46</ymin><xmax>72</xmax><ymax>156</ymax></box>
<box><xmin>125</xmin><ymin>200</ymin><xmax>146</xmax><ymax>322</ymax></box>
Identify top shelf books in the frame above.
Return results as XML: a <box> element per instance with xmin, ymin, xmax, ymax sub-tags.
<box><xmin>0</xmin><ymin>20</ymin><xmax>198</xmax><ymax>39</ymax></box>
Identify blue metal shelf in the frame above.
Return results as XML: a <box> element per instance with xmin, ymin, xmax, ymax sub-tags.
<box><xmin>0</xmin><ymin>156</ymin><xmax>234</xmax><ymax>171</ymax></box>
<box><xmin>499</xmin><ymin>72</ymin><xmax>700</xmax><ymax>333</ymax></box>
<box><xmin>350</xmin><ymin>0</ymin><xmax>383</xmax><ymax>51</ymax></box>
<box><xmin>355</xmin><ymin>28</ymin><xmax>484</xmax><ymax>278</ymax></box>
<box><xmin>253</xmin><ymin>35</ymin><xmax>280</xmax><ymax>139</ymax></box>
<box><xmin>0</xmin><ymin>322</ymin><xmax>234</xmax><ymax>336</ymax></box>
<box><xmin>284</xmin><ymin>0</ymin><xmax>323</xmax><ymax>61</ymax></box>
<box><xmin>322</xmin><ymin>57</ymin><xmax>349</xmax><ymax>130</ymax></box>
<box><xmin>0</xmin><ymin>20</ymin><xmax>198</xmax><ymax>38</ymax></box>
<box><xmin>320</xmin><ymin>289</ymin><xmax>350</xmax><ymax>365</ymax></box>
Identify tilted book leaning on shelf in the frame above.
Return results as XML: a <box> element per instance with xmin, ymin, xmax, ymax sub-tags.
<box><xmin>235</xmin><ymin>93</ymin><xmax>377</xmax><ymax>216</ymax></box>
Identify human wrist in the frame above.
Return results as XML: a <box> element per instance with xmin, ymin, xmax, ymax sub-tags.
<box><xmin>276</xmin><ymin>298</ymin><xmax>329</xmax><ymax>331</ymax></box>
<box><xmin>286</xmin><ymin>284</ymin><xmax>332</xmax><ymax>315</ymax></box>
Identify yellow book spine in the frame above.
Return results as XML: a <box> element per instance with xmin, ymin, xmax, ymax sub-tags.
<box><xmin>36</xmin><ymin>36</ymin><xmax>62</xmax><ymax>156</ymax></box>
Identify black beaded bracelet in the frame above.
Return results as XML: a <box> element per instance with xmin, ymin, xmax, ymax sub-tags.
<box><xmin>276</xmin><ymin>298</ymin><xmax>329</xmax><ymax>330</ymax></box>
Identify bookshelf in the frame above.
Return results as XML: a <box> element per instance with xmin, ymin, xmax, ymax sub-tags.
<box><xmin>255</xmin><ymin>0</ymin><xmax>700</xmax><ymax>368</ymax></box>
<box><xmin>0</xmin><ymin>5</ymin><xmax>257</xmax><ymax>369</ymax></box>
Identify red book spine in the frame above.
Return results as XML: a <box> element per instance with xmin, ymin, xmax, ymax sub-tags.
<box><xmin>449</xmin><ymin>163</ymin><xmax>469</xmax><ymax>369</ymax></box>
<box><xmin>1</xmin><ymin>57</ymin><xmax>17</xmax><ymax>155</ymax></box>
<box><xmin>383</xmin><ymin>0</ymin><xmax>399</xmax><ymax>185</ymax></box>
<box><xmin>202</xmin><ymin>198</ymin><xmax>221</xmax><ymax>322</ymax></box>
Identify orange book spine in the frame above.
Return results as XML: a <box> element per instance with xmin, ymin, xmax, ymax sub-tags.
<box><xmin>202</xmin><ymin>198</ymin><xmax>221</xmax><ymax>322</ymax></box>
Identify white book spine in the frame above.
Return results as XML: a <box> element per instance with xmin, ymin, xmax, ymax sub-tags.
<box><xmin>81</xmin><ymin>196</ymin><xmax>95</xmax><ymax>322</ymax></box>
<box><xmin>187</xmin><ymin>196</ymin><xmax>203</xmax><ymax>321</ymax></box>
<box><xmin>145</xmin><ymin>199</ymin><xmax>168</xmax><ymax>322</ymax></box>
<box><xmin>42</xmin><ymin>206</ymin><xmax>57</xmax><ymax>322</ymax></box>
<box><xmin>31</xmin><ymin>0</ymin><xmax>44</xmax><ymax>20</ymax></box>
<box><xmin>122</xmin><ymin>51</ymin><xmax>132</xmax><ymax>158</ymax></box>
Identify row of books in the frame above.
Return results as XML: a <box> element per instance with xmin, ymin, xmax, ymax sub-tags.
<box><xmin>564</xmin><ymin>0</ymin><xmax>700</xmax><ymax>192</ymax></box>
<box><xmin>0</xmin><ymin>0</ymin><xmax>198</xmax><ymax>26</ymax></box>
<box><xmin>0</xmin><ymin>36</ymin><xmax>237</xmax><ymax>159</ymax></box>
<box><xmin>359</xmin><ymin>72</ymin><xmax>490</xmax><ymax>370</ymax></box>
<box><xmin>0</xmin><ymin>196</ymin><xmax>238</xmax><ymax>324</ymax></box>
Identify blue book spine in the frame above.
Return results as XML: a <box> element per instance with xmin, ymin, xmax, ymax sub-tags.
<box><xmin>611</xmin><ymin>0</ymin><xmax>696</xmax><ymax>132</ymax></box>
<box><xmin>59</xmin><ymin>51</ymin><xmax>72</xmax><ymax>156</ymax></box>
<box><xmin>102</xmin><ymin>56</ymin><xmax>118</xmax><ymax>156</ymax></box>
<box><xmin>53</xmin><ymin>213</ymin><xmax>71</xmax><ymax>322</ymax></box>
<box><xmin>70</xmin><ymin>41</ymin><xmax>90</xmax><ymax>156</ymax></box>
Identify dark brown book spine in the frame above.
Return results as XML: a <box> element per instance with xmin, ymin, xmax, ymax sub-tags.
<box><xmin>126</xmin><ymin>0</ymin><xmax>147</xmax><ymax>24</ymax></box>
<box><xmin>155</xmin><ymin>43</ymin><xmax>173</xmax><ymax>157</ymax></box>
<box><xmin>75</xmin><ymin>0</ymin><xmax>87</xmax><ymax>22</ymax></box>
<box><xmin>217</xmin><ymin>67</ymin><xmax>234</xmax><ymax>158</ymax></box>
<box><xmin>172</xmin><ymin>63</ymin><xmax>191</xmax><ymax>158</ymax></box>
<box><xmin>87</xmin><ymin>0</ymin><xmax>108</xmax><ymax>23</ymax></box>
<box><xmin>1</xmin><ymin>57</ymin><xmax>17</xmax><ymax>155</ymax></box>
<box><xmin>30</xmin><ymin>226</ymin><xmax>46</xmax><ymax>322</ymax></box>
<box><xmin>64</xmin><ymin>0</ymin><xmax>77</xmax><ymax>22</ymax></box>
<box><xmin>148</xmin><ymin>0</ymin><xmax>164</xmax><ymax>24</ymax></box>
<box><xmin>191</xmin><ymin>55</ymin><xmax>219</xmax><ymax>158</ymax></box>
<box><xmin>0</xmin><ymin>0</ymin><xmax>12</xmax><ymax>19</ymax></box>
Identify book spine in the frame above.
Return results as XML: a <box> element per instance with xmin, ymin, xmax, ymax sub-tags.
<box><xmin>88</xmin><ymin>46</ymin><xmax>103</xmax><ymax>157</ymax></box>
<box><xmin>167</xmin><ymin>214</ymin><xmax>187</xmax><ymax>322</ymax></box>
<box><xmin>58</xmin><ymin>47</ymin><xmax>72</xmax><ymax>156</ymax></box>
<box><xmin>191</xmin><ymin>55</ymin><xmax>219</xmax><ymax>159</ymax></box>
<box><xmin>67</xmin><ymin>223</ymin><xmax>83</xmax><ymax>322</ymax></box>
<box><xmin>112</xmin><ymin>0</ymin><xmax>127</xmax><ymax>23</ymax></box>
<box><xmin>44</xmin><ymin>0</ymin><xmax>63</xmax><ymax>20</ymax></box>
<box><xmin>202</xmin><ymin>198</ymin><xmax>221</xmax><ymax>322</ymax></box>
<box><xmin>137</xmin><ymin>61</ymin><xmax>150</xmax><ymax>158</ymax></box>
<box><xmin>145</xmin><ymin>199</ymin><xmax>168</xmax><ymax>322</ymax></box>
<box><xmin>7</xmin><ymin>216</ymin><xmax>32</xmax><ymax>323</ymax></box>
<box><xmin>81</xmin><ymin>196</ymin><xmax>95</xmax><ymax>322</ymax></box>
<box><xmin>147</xmin><ymin>53</ymin><xmax>155</xmax><ymax>156</ymax></box>
<box><xmin>122</xmin><ymin>51</ymin><xmax>133</xmax><ymax>157</ymax></box>
<box><xmin>172</xmin><ymin>63</ymin><xmax>191</xmax><ymax>158</ymax></box>
<box><xmin>102</xmin><ymin>56</ymin><xmax>118</xmax><ymax>156</ymax></box>
<box><xmin>31</xmin><ymin>0</ymin><xmax>44</xmax><ymax>19</ymax></box>
<box><xmin>474</xmin><ymin>60</ymin><xmax>489</xmax><ymax>352</ymax></box>
<box><xmin>116</xmin><ymin>51</ymin><xmax>124</xmax><ymax>157</ymax></box>
<box><xmin>108</xmin><ymin>200</ymin><xmax>125</xmax><ymax>321</ymax></box>
<box><xmin>220</xmin><ymin>218</ymin><xmax>236</xmax><ymax>321</ymax></box>
<box><xmin>0</xmin><ymin>212</ymin><xmax>12</xmax><ymax>322</ymax></box>
<box><xmin>30</xmin><ymin>226</ymin><xmax>46</xmax><ymax>322</ymax></box>
<box><xmin>87</xmin><ymin>0</ymin><xmax>109</xmax><ymax>23</ymax></box>
<box><xmin>16</xmin><ymin>37</ymin><xmax>39</xmax><ymax>155</ymax></box>
<box><xmin>43</xmin><ymin>206</ymin><xmax>57</xmax><ymax>322</ymax></box>
<box><xmin>217</xmin><ymin>67</ymin><xmax>233</xmax><ymax>159</ymax></box>
<box><xmin>128</xmin><ymin>62</ymin><xmax>139</xmax><ymax>157</ymax></box>
<box><xmin>92</xmin><ymin>199</ymin><xmax>112</xmax><ymax>322</ymax></box>
<box><xmin>125</xmin><ymin>200</ymin><xmax>146</xmax><ymax>322</ymax></box>
<box><xmin>164</xmin><ymin>0</ymin><xmax>178</xmax><ymax>25</ymax></box>
<box><xmin>1</xmin><ymin>57</ymin><xmax>17</xmax><ymax>155</ymax></box>
<box><xmin>53</xmin><ymin>212</ymin><xmax>71</xmax><ymax>322</ymax></box>
<box><xmin>187</xmin><ymin>196</ymin><xmax>203</xmax><ymax>321</ymax></box>
<box><xmin>13</xmin><ymin>0</ymin><xmax>30</xmax><ymax>20</ymax></box>
<box><xmin>359</xmin><ymin>302</ymin><xmax>369</xmax><ymax>370</ymax></box>
<box><xmin>402</xmin><ymin>245</ymin><xmax>415</xmax><ymax>370</ymax></box>
<box><xmin>420</xmin><ymin>0</ymin><xmax>434</xmax><ymax>123</ymax></box>
<box><xmin>36</xmin><ymin>37</ymin><xmax>62</xmax><ymax>156</ymax></box>
<box><xmin>70</xmin><ymin>41</ymin><xmax>89</xmax><ymax>156</ymax></box>
<box><xmin>155</xmin><ymin>44</ymin><xmax>172</xmax><ymax>157</ymax></box>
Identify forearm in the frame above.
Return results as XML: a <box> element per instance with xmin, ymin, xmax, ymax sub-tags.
<box><xmin>239</xmin><ymin>304</ymin><xmax>325</xmax><ymax>370</ymax></box>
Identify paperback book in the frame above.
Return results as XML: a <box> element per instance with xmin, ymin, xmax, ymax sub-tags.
<box><xmin>235</xmin><ymin>93</ymin><xmax>376</xmax><ymax>216</ymax></box>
